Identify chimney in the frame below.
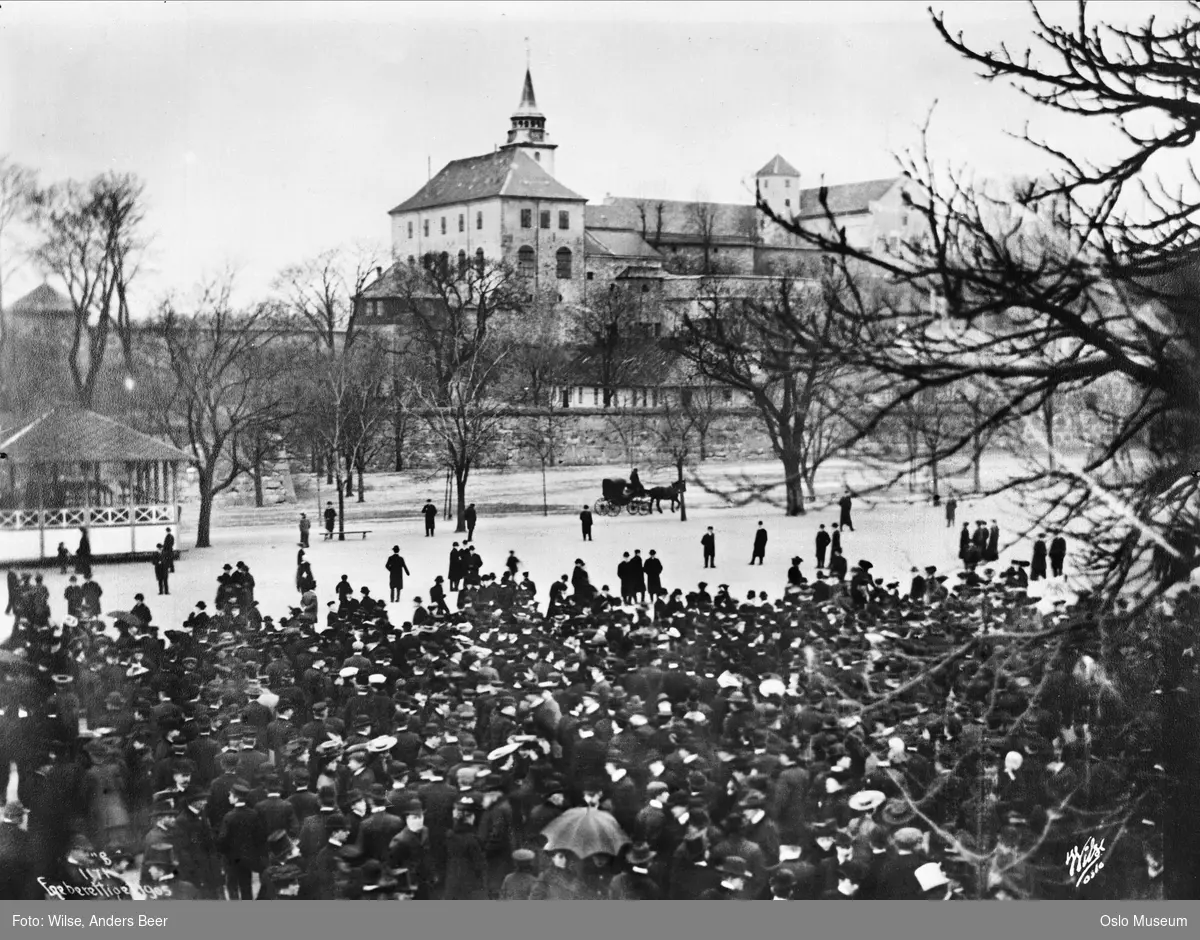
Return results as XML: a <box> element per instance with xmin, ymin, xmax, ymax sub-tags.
<box><xmin>376</xmin><ymin>266</ymin><xmax>383</xmax><ymax>279</ymax></box>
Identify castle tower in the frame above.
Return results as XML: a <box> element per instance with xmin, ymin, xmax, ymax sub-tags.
<box><xmin>755</xmin><ymin>154</ymin><xmax>801</xmax><ymax>246</ymax></box>
<box><xmin>499</xmin><ymin>68</ymin><xmax>557</xmax><ymax>176</ymax></box>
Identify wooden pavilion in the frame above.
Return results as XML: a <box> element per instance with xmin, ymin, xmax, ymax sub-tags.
<box><xmin>0</xmin><ymin>408</ymin><xmax>194</xmax><ymax>563</ymax></box>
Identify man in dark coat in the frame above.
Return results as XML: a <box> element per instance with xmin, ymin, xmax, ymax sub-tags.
<box><xmin>629</xmin><ymin>550</ymin><xmax>646</xmax><ymax>603</ymax></box>
<box><xmin>1031</xmin><ymin>535</ymin><xmax>1049</xmax><ymax>581</ymax></box>
<box><xmin>959</xmin><ymin>522</ymin><xmax>972</xmax><ymax>564</ymax></box>
<box><xmin>76</xmin><ymin>527</ymin><xmax>93</xmax><ymax>578</ymax></box>
<box><xmin>875</xmin><ymin>828</ymin><xmax>926</xmax><ymax>900</ymax></box>
<box><xmin>815</xmin><ymin>525</ymin><xmax>831</xmax><ymax>569</ymax></box>
<box><xmin>162</xmin><ymin>527</ymin><xmax>176</xmax><ymax>573</ymax></box>
<box><xmin>838</xmin><ymin>493</ymin><xmax>855</xmax><ymax>531</ymax></box>
<box><xmin>811</xmin><ymin>571</ymin><xmax>832</xmax><ymax>602</ymax></box>
<box><xmin>1049</xmin><ymin>533</ymin><xmax>1067</xmax><ymax>577</ymax></box>
<box><xmin>580</xmin><ymin>505</ymin><xmax>593</xmax><ymax>541</ymax></box>
<box><xmin>255</xmin><ymin>777</ymin><xmax>299</xmax><ymax>839</ymax></box>
<box><xmin>385</xmin><ymin>547</ymin><xmax>410</xmax><ymax>603</ymax></box>
<box><xmin>357</xmin><ymin>786</ymin><xmax>404</xmax><ymax>862</ymax></box>
<box><xmin>831</xmin><ymin>524</ymin><xmax>842</xmax><ymax>556</ymax></box>
<box><xmin>173</xmin><ymin>790</ymin><xmax>224</xmax><ymax>899</ymax></box>
<box><xmin>448</xmin><ymin>544</ymin><xmax>464</xmax><ymax>590</ymax></box>
<box><xmin>153</xmin><ymin>551</ymin><xmax>170</xmax><ymax>596</ymax></box>
<box><xmin>751</xmin><ymin>522</ymin><xmax>768</xmax><ymax>565</ymax></box>
<box><xmin>422</xmin><ymin>500</ymin><xmax>438</xmax><ymax>537</ymax></box>
<box><xmin>464</xmin><ymin>504</ymin><xmax>478</xmax><ymax>540</ymax></box>
<box><xmin>986</xmin><ymin>520</ymin><xmax>1000</xmax><ymax>563</ymax></box>
<box><xmin>644</xmin><ymin>550</ymin><xmax>664</xmax><ymax>598</ymax></box>
<box><xmin>701</xmin><ymin>528</ymin><xmax>716</xmax><ymax>568</ymax></box>
<box><xmin>217</xmin><ymin>783</ymin><xmax>265</xmax><ymax>900</ymax></box>
<box><xmin>323</xmin><ymin>502</ymin><xmax>337</xmax><ymax>539</ymax></box>
<box><xmin>909</xmin><ymin>568</ymin><xmax>927</xmax><ymax>602</ymax></box>
<box><xmin>131</xmin><ymin>593</ymin><xmax>153</xmax><ymax>627</ymax></box>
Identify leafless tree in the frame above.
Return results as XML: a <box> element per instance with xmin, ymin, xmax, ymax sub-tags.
<box><xmin>27</xmin><ymin>172</ymin><xmax>146</xmax><ymax>409</ymax></box>
<box><xmin>571</xmin><ymin>286</ymin><xmax>663</xmax><ymax>408</ymax></box>
<box><xmin>675</xmin><ymin>275</ymin><xmax>866</xmax><ymax>515</ymax></box>
<box><xmin>653</xmin><ymin>399</ymin><xmax>697</xmax><ymax>521</ymax></box>
<box><xmin>688</xmin><ymin>197</ymin><xmax>718</xmax><ymax>275</ymax></box>
<box><xmin>0</xmin><ymin>157</ymin><xmax>36</xmax><ymax>406</ymax></box>
<box><xmin>752</xmin><ymin>3</ymin><xmax>1200</xmax><ymax>601</ymax></box>
<box><xmin>518</xmin><ymin>399</ymin><xmax>562</xmax><ymax>517</ymax></box>
<box><xmin>143</xmin><ymin>275</ymin><xmax>292</xmax><ymax>548</ymax></box>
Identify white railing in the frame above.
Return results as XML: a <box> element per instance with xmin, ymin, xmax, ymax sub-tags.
<box><xmin>0</xmin><ymin>505</ymin><xmax>176</xmax><ymax>531</ymax></box>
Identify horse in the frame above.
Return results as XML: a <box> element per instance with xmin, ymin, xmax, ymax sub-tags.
<box><xmin>647</xmin><ymin>482</ymin><xmax>683</xmax><ymax>514</ymax></box>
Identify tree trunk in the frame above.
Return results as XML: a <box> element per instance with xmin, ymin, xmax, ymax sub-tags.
<box><xmin>356</xmin><ymin>453</ymin><xmax>365</xmax><ymax>503</ymax></box>
<box><xmin>972</xmin><ymin>429</ymin><xmax>983</xmax><ymax>491</ymax></box>
<box><xmin>326</xmin><ymin>452</ymin><xmax>334</xmax><ymax>486</ymax></box>
<box><xmin>311</xmin><ymin>448</ymin><xmax>319</xmax><ymax>475</ymax></box>
<box><xmin>1043</xmin><ymin>395</ymin><xmax>1057</xmax><ymax>471</ymax></box>
<box><xmin>335</xmin><ymin>471</ymin><xmax>346</xmax><ymax>541</ymax></box>
<box><xmin>803</xmin><ymin>470</ymin><xmax>817</xmax><ymax>500</ymax></box>
<box><xmin>541</xmin><ymin>459</ymin><xmax>548</xmax><ymax>517</ymax></box>
<box><xmin>930</xmin><ymin>451</ymin><xmax>940</xmax><ymax>500</ymax></box>
<box><xmin>195</xmin><ymin>468</ymin><xmax>215</xmax><ymax>548</ymax></box>
<box><xmin>676</xmin><ymin>459</ymin><xmax>687</xmax><ymax>523</ymax></box>
<box><xmin>344</xmin><ymin>453</ymin><xmax>354</xmax><ymax>497</ymax></box>
<box><xmin>454</xmin><ymin>466</ymin><xmax>469</xmax><ymax>533</ymax></box>
<box><xmin>782</xmin><ymin>452</ymin><xmax>805</xmax><ymax>516</ymax></box>
<box><xmin>252</xmin><ymin>443</ymin><xmax>265</xmax><ymax>508</ymax></box>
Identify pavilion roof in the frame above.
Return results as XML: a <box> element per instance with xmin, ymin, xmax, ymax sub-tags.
<box><xmin>0</xmin><ymin>409</ymin><xmax>194</xmax><ymax>465</ymax></box>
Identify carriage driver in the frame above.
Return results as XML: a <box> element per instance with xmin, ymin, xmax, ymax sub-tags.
<box><xmin>628</xmin><ymin>468</ymin><xmax>645</xmax><ymax>498</ymax></box>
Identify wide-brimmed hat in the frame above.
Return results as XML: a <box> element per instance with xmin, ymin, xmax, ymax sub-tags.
<box><xmin>717</xmin><ymin>856</ymin><xmax>751</xmax><ymax>879</ymax></box>
<box><xmin>881</xmin><ymin>799</ymin><xmax>916</xmax><ymax>827</ymax></box>
<box><xmin>627</xmin><ymin>843</ymin><xmax>656</xmax><ymax>869</ymax></box>
<box><xmin>847</xmin><ymin>790</ymin><xmax>886</xmax><ymax>813</ymax></box>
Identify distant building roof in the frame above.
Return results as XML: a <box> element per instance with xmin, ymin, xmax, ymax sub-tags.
<box><xmin>389</xmin><ymin>149</ymin><xmax>585</xmax><ymax>214</ymax></box>
<box><xmin>595</xmin><ymin>198</ymin><xmax>759</xmax><ymax>246</ymax></box>
<box><xmin>584</xmin><ymin>229</ymin><xmax>662</xmax><ymax>260</ymax></box>
<box><xmin>795</xmin><ymin>178</ymin><xmax>900</xmax><ymax>220</ymax></box>
<box><xmin>0</xmin><ymin>408</ymin><xmax>194</xmax><ymax>465</ymax></box>
<box><xmin>514</xmin><ymin>68</ymin><xmax>542</xmax><ymax>118</ymax></box>
<box><xmin>755</xmin><ymin>154</ymin><xmax>800</xmax><ymax>178</ymax></box>
<box><xmin>7</xmin><ymin>283</ymin><xmax>74</xmax><ymax>319</ymax></box>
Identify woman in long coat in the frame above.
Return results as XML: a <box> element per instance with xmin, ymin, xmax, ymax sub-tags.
<box><xmin>83</xmin><ymin>744</ymin><xmax>136</xmax><ymax>862</ymax></box>
<box><xmin>443</xmin><ymin>799</ymin><xmax>488</xmax><ymax>900</ymax></box>
<box><xmin>528</xmin><ymin>849</ymin><xmax>588</xmax><ymax>900</ymax></box>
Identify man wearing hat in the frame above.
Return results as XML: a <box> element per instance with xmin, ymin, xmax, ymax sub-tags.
<box><xmin>499</xmin><ymin>848</ymin><xmax>539</xmax><ymax>900</ymax></box>
<box><xmin>173</xmin><ymin>788</ymin><xmax>224</xmax><ymax>899</ymax></box>
<box><xmin>386</xmin><ymin>546</ymin><xmax>411</xmax><ymax>603</ymax></box>
<box><xmin>142</xmin><ymin>842</ymin><xmax>199</xmax><ymax>900</ymax></box>
<box><xmin>699</xmin><ymin>855</ymin><xmax>752</xmax><ymax>899</ymax></box>
<box><xmin>357</xmin><ymin>784</ymin><xmax>404</xmax><ymax>862</ymax></box>
<box><xmin>876</xmin><ymin>827</ymin><xmax>928</xmax><ymax>900</ymax></box>
<box><xmin>609</xmin><ymin>843</ymin><xmax>662</xmax><ymax>900</ymax></box>
<box><xmin>216</xmin><ymin>782</ymin><xmax>266</xmax><ymax>900</ymax></box>
<box><xmin>701</xmin><ymin>526</ymin><xmax>716</xmax><ymax>568</ymax></box>
<box><xmin>255</xmin><ymin>775</ymin><xmax>298</xmax><ymax>841</ymax></box>
<box><xmin>309</xmin><ymin>813</ymin><xmax>352</xmax><ymax>899</ymax></box>
<box><xmin>131</xmin><ymin>593</ymin><xmax>153</xmax><ymax>626</ymax></box>
<box><xmin>388</xmin><ymin>797</ymin><xmax>433</xmax><ymax>899</ymax></box>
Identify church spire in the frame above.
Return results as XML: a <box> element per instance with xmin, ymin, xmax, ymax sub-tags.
<box><xmin>500</xmin><ymin>63</ymin><xmax>557</xmax><ymax>175</ymax></box>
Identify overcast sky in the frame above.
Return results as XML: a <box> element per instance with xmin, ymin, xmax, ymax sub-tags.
<box><xmin>0</xmin><ymin>0</ymin><xmax>1177</xmax><ymax>311</ymax></box>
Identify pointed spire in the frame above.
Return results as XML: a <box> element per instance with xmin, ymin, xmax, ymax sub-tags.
<box><xmin>518</xmin><ymin>68</ymin><xmax>538</xmax><ymax>112</ymax></box>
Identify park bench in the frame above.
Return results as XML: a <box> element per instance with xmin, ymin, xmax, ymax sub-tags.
<box><xmin>322</xmin><ymin>529</ymin><xmax>373</xmax><ymax>541</ymax></box>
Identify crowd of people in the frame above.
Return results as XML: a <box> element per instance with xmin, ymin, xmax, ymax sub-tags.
<box><xmin>0</xmin><ymin>508</ymin><xmax>1175</xmax><ymax>903</ymax></box>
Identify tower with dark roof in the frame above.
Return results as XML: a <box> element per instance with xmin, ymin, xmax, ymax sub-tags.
<box><xmin>499</xmin><ymin>68</ymin><xmax>557</xmax><ymax>177</ymax></box>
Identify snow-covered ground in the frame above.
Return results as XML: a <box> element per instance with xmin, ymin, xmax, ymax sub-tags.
<box><xmin>4</xmin><ymin>455</ymin><xmax>1087</xmax><ymax>644</ymax></box>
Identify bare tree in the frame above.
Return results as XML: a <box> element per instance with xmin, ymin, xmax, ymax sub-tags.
<box><xmin>0</xmin><ymin>158</ymin><xmax>35</xmax><ymax>406</ymax></box>
<box><xmin>688</xmin><ymin>197</ymin><xmax>718</xmax><ymax>275</ymax></box>
<box><xmin>143</xmin><ymin>276</ymin><xmax>291</xmax><ymax>548</ymax></box>
<box><xmin>653</xmin><ymin>399</ymin><xmax>697</xmax><ymax>521</ymax></box>
<box><xmin>571</xmin><ymin>286</ymin><xmax>663</xmax><ymax>408</ymax></box>
<box><xmin>28</xmin><ymin>172</ymin><xmax>146</xmax><ymax>408</ymax></box>
<box><xmin>410</xmin><ymin>343</ymin><xmax>512</xmax><ymax>532</ymax></box>
<box><xmin>518</xmin><ymin>400</ymin><xmax>561</xmax><ymax>517</ymax></box>
<box><xmin>753</xmin><ymin>4</ymin><xmax>1200</xmax><ymax>600</ymax></box>
<box><xmin>273</xmin><ymin>243</ymin><xmax>383</xmax><ymax>353</ymax></box>
<box><xmin>676</xmin><ymin>275</ymin><xmax>864</xmax><ymax>515</ymax></box>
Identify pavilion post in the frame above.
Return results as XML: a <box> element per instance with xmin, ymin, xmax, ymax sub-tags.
<box><xmin>36</xmin><ymin>463</ymin><xmax>45</xmax><ymax>560</ymax></box>
<box><xmin>128</xmin><ymin>462</ymin><xmax>136</xmax><ymax>553</ymax></box>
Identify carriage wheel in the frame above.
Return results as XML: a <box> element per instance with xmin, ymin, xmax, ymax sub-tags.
<box><xmin>633</xmin><ymin>499</ymin><xmax>651</xmax><ymax>516</ymax></box>
<box><xmin>593</xmin><ymin>498</ymin><xmax>610</xmax><ymax>517</ymax></box>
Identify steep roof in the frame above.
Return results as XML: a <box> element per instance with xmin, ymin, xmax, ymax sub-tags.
<box><xmin>593</xmin><ymin>198</ymin><xmax>759</xmax><ymax>245</ymax></box>
<box><xmin>8</xmin><ymin>282</ymin><xmax>74</xmax><ymax>318</ymax></box>
<box><xmin>389</xmin><ymin>149</ymin><xmax>584</xmax><ymax>214</ymax></box>
<box><xmin>755</xmin><ymin>154</ymin><xmax>800</xmax><ymax>178</ymax></box>
<box><xmin>514</xmin><ymin>68</ymin><xmax>542</xmax><ymax>117</ymax></box>
<box><xmin>0</xmin><ymin>409</ymin><xmax>194</xmax><ymax>464</ymax></box>
<box><xmin>584</xmin><ymin>229</ymin><xmax>662</xmax><ymax>260</ymax></box>
<box><xmin>795</xmin><ymin>178</ymin><xmax>899</xmax><ymax>220</ymax></box>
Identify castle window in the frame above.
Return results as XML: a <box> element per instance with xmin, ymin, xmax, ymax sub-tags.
<box><xmin>558</xmin><ymin>211</ymin><xmax>570</xmax><ymax>230</ymax></box>
<box><xmin>423</xmin><ymin>219</ymin><xmax>429</xmax><ymax>237</ymax></box>
<box><xmin>556</xmin><ymin>247</ymin><xmax>572</xmax><ymax>279</ymax></box>
<box><xmin>540</xmin><ymin>211</ymin><xmax>551</xmax><ymax>230</ymax></box>
<box><xmin>518</xmin><ymin>246</ymin><xmax>535</xmax><ymax>278</ymax></box>
<box><xmin>586</xmin><ymin>272</ymin><xmax>594</xmax><ymax>281</ymax></box>
<box><xmin>785</xmin><ymin>179</ymin><xmax>791</xmax><ymax>189</ymax></box>
<box><xmin>476</xmin><ymin>211</ymin><xmax>483</xmax><ymax>230</ymax></box>
<box><xmin>407</xmin><ymin>221</ymin><xmax>414</xmax><ymax>239</ymax></box>
<box><xmin>785</xmin><ymin>199</ymin><xmax>791</xmax><ymax>208</ymax></box>
<box><xmin>520</xmin><ymin>209</ymin><xmax>532</xmax><ymax>229</ymax></box>
<box><xmin>407</xmin><ymin>255</ymin><xmax>415</xmax><ymax>266</ymax></box>
<box><xmin>534</xmin><ymin>153</ymin><xmax>541</xmax><ymax>162</ymax></box>
<box><xmin>440</xmin><ymin>217</ymin><xmax>447</xmax><ymax>235</ymax></box>
<box><xmin>458</xmin><ymin>214</ymin><xmax>465</xmax><ymax>233</ymax></box>
<box><xmin>475</xmin><ymin>248</ymin><xmax>485</xmax><ymax>274</ymax></box>
<box><xmin>763</xmin><ymin>180</ymin><xmax>769</xmax><ymax>189</ymax></box>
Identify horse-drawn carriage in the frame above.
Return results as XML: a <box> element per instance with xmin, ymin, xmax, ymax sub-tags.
<box><xmin>593</xmin><ymin>477</ymin><xmax>683</xmax><ymax>517</ymax></box>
